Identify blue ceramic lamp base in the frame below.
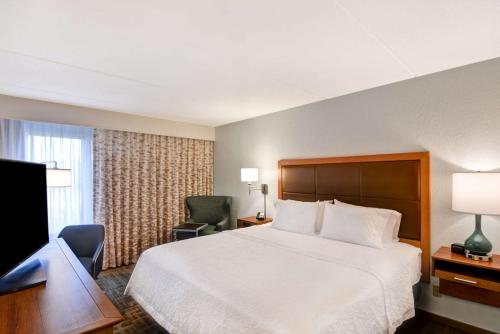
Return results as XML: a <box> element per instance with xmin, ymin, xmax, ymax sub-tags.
<box><xmin>464</xmin><ymin>214</ymin><xmax>492</xmax><ymax>261</ymax></box>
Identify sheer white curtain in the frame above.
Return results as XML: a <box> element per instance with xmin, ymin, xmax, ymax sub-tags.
<box><xmin>0</xmin><ymin>119</ymin><xmax>25</xmax><ymax>159</ymax></box>
<box><xmin>0</xmin><ymin>119</ymin><xmax>93</xmax><ymax>237</ymax></box>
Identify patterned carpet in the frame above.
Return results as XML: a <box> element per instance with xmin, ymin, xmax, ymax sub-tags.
<box><xmin>96</xmin><ymin>265</ymin><xmax>168</xmax><ymax>334</ymax></box>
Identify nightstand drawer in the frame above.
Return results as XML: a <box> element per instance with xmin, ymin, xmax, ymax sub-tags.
<box><xmin>435</xmin><ymin>269</ymin><xmax>500</xmax><ymax>292</ymax></box>
<box><xmin>439</xmin><ymin>280</ymin><xmax>500</xmax><ymax>308</ymax></box>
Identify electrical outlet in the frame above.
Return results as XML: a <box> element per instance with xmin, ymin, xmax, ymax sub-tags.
<box><xmin>432</xmin><ymin>285</ymin><xmax>441</xmax><ymax>297</ymax></box>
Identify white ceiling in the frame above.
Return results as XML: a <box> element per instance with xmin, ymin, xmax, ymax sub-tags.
<box><xmin>0</xmin><ymin>0</ymin><xmax>499</xmax><ymax>126</ymax></box>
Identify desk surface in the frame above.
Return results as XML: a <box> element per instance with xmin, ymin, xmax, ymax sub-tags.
<box><xmin>0</xmin><ymin>239</ymin><xmax>123</xmax><ymax>334</ymax></box>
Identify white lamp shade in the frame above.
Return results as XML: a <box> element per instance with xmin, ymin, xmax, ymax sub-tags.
<box><xmin>241</xmin><ymin>168</ymin><xmax>258</xmax><ymax>183</ymax></box>
<box><xmin>46</xmin><ymin>168</ymin><xmax>72</xmax><ymax>187</ymax></box>
<box><xmin>452</xmin><ymin>173</ymin><xmax>500</xmax><ymax>215</ymax></box>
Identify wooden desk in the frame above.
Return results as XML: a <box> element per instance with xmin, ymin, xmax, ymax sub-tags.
<box><xmin>0</xmin><ymin>239</ymin><xmax>123</xmax><ymax>334</ymax></box>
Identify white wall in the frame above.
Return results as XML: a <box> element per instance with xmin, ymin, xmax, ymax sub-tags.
<box><xmin>214</xmin><ymin>57</ymin><xmax>500</xmax><ymax>332</ymax></box>
<box><xmin>0</xmin><ymin>94</ymin><xmax>215</xmax><ymax>140</ymax></box>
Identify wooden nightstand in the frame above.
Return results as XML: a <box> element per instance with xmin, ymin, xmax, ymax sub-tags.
<box><xmin>432</xmin><ymin>246</ymin><xmax>500</xmax><ymax>307</ymax></box>
<box><xmin>237</xmin><ymin>216</ymin><xmax>272</xmax><ymax>228</ymax></box>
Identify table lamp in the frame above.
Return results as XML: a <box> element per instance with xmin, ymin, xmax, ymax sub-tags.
<box><xmin>241</xmin><ymin>168</ymin><xmax>268</xmax><ymax>219</ymax></box>
<box><xmin>452</xmin><ymin>172</ymin><xmax>500</xmax><ymax>261</ymax></box>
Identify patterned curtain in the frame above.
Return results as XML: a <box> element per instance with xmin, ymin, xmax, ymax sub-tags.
<box><xmin>93</xmin><ymin>129</ymin><xmax>214</xmax><ymax>269</ymax></box>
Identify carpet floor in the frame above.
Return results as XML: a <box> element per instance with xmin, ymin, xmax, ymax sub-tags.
<box><xmin>97</xmin><ymin>266</ymin><xmax>481</xmax><ymax>334</ymax></box>
<box><xmin>96</xmin><ymin>265</ymin><xmax>168</xmax><ymax>334</ymax></box>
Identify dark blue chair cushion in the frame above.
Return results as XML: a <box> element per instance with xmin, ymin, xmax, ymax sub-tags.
<box><xmin>78</xmin><ymin>257</ymin><xmax>94</xmax><ymax>274</ymax></box>
<box><xmin>58</xmin><ymin>225</ymin><xmax>105</xmax><ymax>278</ymax></box>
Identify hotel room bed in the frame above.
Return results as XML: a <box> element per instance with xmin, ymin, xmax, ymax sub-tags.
<box><xmin>125</xmin><ymin>224</ymin><xmax>421</xmax><ymax>334</ymax></box>
<box><xmin>126</xmin><ymin>152</ymin><xmax>430</xmax><ymax>334</ymax></box>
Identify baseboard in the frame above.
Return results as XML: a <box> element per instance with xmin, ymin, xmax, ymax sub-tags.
<box><xmin>416</xmin><ymin>309</ymin><xmax>498</xmax><ymax>334</ymax></box>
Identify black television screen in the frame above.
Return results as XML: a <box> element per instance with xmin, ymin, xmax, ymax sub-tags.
<box><xmin>0</xmin><ymin>159</ymin><xmax>49</xmax><ymax>278</ymax></box>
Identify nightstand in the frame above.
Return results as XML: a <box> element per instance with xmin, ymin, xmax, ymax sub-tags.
<box><xmin>237</xmin><ymin>216</ymin><xmax>272</xmax><ymax>228</ymax></box>
<box><xmin>432</xmin><ymin>246</ymin><xmax>500</xmax><ymax>307</ymax></box>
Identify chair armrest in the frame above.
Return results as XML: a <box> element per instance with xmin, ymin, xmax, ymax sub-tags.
<box><xmin>91</xmin><ymin>241</ymin><xmax>104</xmax><ymax>278</ymax></box>
<box><xmin>92</xmin><ymin>241</ymin><xmax>104</xmax><ymax>263</ymax></box>
<box><xmin>215</xmin><ymin>217</ymin><xmax>229</xmax><ymax>232</ymax></box>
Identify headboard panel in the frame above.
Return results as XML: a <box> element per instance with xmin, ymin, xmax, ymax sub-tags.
<box><xmin>278</xmin><ymin>152</ymin><xmax>430</xmax><ymax>282</ymax></box>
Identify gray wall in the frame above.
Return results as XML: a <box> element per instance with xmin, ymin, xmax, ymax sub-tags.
<box><xmin>214</xmin><ymin>57</ymin><xmax>500</xmax><ymax>332</ymax></box>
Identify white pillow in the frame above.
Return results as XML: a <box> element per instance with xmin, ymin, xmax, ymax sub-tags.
<box><xmin>272</xmin><ymin>200</ymin><xmax>318</xmax><ymax>235</ymax></box>
<box><xmin>315</xmin><ymin>201</ymin><xmax>328</xmax><ymax>233</ymax></box>
<box><xmin>334</xmin><ymin>199</ymin><xmax>402</xmax><ymax>242</ymax></box>
<box><xmin>274</xmin><ymin>199</ymin><xmax>331</xmax><ymax>233</ymax></box>
<box><xmin>320</xmin><ymin>204</ymin><xmax>388</xmax><ymax>249</ymax></box>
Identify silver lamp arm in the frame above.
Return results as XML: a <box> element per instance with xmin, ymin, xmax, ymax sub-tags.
<box><xmin>247</xmin><ymin>183</ymin><xmax>268</xmax><ymax>218</ymax></box>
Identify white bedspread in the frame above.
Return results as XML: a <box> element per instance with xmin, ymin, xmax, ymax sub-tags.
<box><xmin>125</xmin><ymin>225</ymin><xmax>421</xmax><ymax>334</ymax></box>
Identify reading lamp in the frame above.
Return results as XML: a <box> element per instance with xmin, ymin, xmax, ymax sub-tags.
<box><xmin>44</xmin><ymin>161</ymin><xmax>72</xmax><ymax>187</ymax></box>
<box><xmin>452</xmin><ymin>172</ymin><xmax>500</xmax><ymax>261</ymax></box>
<box><xmin>241</xmin><ymin>168</ymin><xmax>268</xmax><ymax>219</ymax></box>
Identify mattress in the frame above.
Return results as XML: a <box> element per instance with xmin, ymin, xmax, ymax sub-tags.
<box><xmin>125</xmin><ymin>224</ymin><xmax>422</xmax><ymax>334</ymax></box>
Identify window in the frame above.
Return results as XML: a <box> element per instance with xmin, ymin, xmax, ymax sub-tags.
<box><xmin>0</xmin><ymin>119</ymin><xmax>93</xmax><ymax>238</ymax></box>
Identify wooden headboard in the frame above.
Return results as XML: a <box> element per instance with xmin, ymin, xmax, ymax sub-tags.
<box><xmin>278</xmin><ymin>152</ymin><xmax>430</xmax><ymax>282</ymax></box>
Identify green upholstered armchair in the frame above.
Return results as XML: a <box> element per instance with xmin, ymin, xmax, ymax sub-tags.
<box><xmin>185</xmin><ymin>196</ymin><xmax>232</xmax><ymax>236</ymax></box>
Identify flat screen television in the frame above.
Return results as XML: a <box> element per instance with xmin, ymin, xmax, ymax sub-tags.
<box><xmin>0</xmin><ymin>159</ymin><xmax>49</xmax><ymax>279</ymax></box>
